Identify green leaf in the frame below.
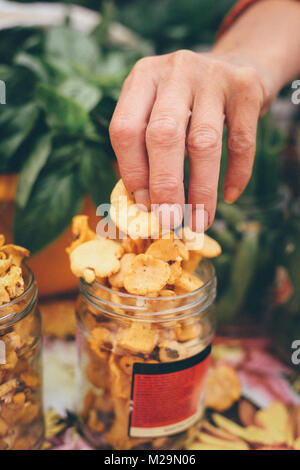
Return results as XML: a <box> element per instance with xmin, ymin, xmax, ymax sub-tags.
<box><xmin>0</xmin><ymin>27</ymin><xmax>40</xmax><ymax>63</ymax></box>
<box><xmin>14</xmin><ymin>52</ymin><xmax>49</xmax><ymax>82</ymax></box>
<box><xmin>16</xmin><ymin>133</ymin><xmax>52</xmax><ymax>208</ymax></box>
<box><xmin>14</xmin><ymin>170</ymin><xmax>83</xmax><ymax>254</ymax></box>
<box><xmin>216</xmin><ymin>228</ymin><xmax>260</xmax><ymax>321</ymax></box>
<box><xmin>116</xmin><ymin>0</ymin><xmax>234</xmax><ymax>53</ymax></box>
<box><xmin>36</xmin><ymin>83</ymin><xmax>90</xmax><ymax>132</ymax></box>
<box><xmin>97</xmin><ymin>51</ymin><xmax>131</xmax><ymax>77</ymax></box>
<box><xmin>0</xmin><ymin>103</ymin><xmax>38</xmax><ymax>169</ymax></box>
<box><xmin>0</xmin><ymin>64</ymin><xmax>12</xmax><ymax>80</ymax></box>
<box><xmin>45</xmin><ymin>25</ymin><xmax>100</xmax><ymax>70</ymax></box>
<box><xmin>0</xmin><ymin>64</ymin><xmax>37</xmax><ymax>105</ymax></box>
<box><xmin>42</xmin><ymin>55</ymin><xmax>74</xmax><ymax>78</ymax></box>
<box><xmin>91</xmin><ymin>0</ymin><xmax>116</xmax><ymax>47</ymax></box>
<box><xmin>45</xmin><ymin>138</ymin><xmax>82</xmax><ymax>173</ymax></box>
<box><xmin>79</xmin><ymin>144</ymin><xmax>116</xmax><ymax>206</ymax></box>
<box><xmin>82</xmin><ymin>120</ymin><xmax>104</xmax><ymax>144</ymax></box>
<box><xmin>59</xmin><ymin>77</ymin><xmax>102</xmax><ymax>111</ymax></box>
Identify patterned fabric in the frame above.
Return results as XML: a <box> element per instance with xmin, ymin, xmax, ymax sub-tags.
<box><xmin>218</xmin><ymin>0</ymin><xmax>298</xmax><ymax>37</ymax></box>
<box><xmin>41</xmin><ymin>335</ymin><xmax>300</xmax><ymax>450</ymax></box>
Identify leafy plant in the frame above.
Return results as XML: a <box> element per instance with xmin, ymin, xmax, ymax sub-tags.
<box><xmin>207</xmin><ymin>115</ymin><xmax>287</xmax><ymax>325</ymax></box>
<box><xmin>0</xmin><ymin>18</ymin><xmax>150</xmax><ymax>253</ymax></box>
<box><xmin>15</xmin><ymin>0</ymin><xmax>235</xmax><ymax>49</ymax></box>
<box><xmin>114</xmin><ymin>0</ymin><xmax>236</xmax><ymax>53</ymax></box>
<box><xmin>270</xmin><ymin>203</ymin><xmax>300</xmax><ymax>355</ymax></box>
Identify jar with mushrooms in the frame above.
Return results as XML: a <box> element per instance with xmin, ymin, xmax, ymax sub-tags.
<box><xmin>0</xmin><ymin>236</ymin><xmax>44</xmax><ymax>450</ymax></box>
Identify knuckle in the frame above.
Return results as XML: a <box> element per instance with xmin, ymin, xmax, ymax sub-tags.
<box><xmin>132</xmin><ymin>56</ymin><xmax>152</xmax><ymax>73</ymax></box>
<box><xmin>233</xmin><ymin>65</ymin><xmax>259</xmax><ymax>89</ymax></box>
<box><xmin>232</xmin><ymin>66</ymin><xmax>264</xmax><ymax>104</ymax></box>
<box><xmin>121</xmin><ymin>74</ymin><xmax>132</xmax><ymax>91</ymax></box>
<box><xmin>146</xmin><ymin>117</ymin><xmax>183</xmax><ymax>146</ymax></box>
<box><xmin>169</xmin><ymin>49</ymin><xmax>196</xmax><ymax>65</ymax></box>
<box><xmin>151</xmin><ymin>176</ymin><xmax>180</xmax><ymax>201</ymax></box>
<box><xmin>122</xmin><ymin>69</ymin><xmax>132</xmax><ymax>82</ymax></box>
<box><xmin>204</xmin><ymin>60</ymin><xmax>220</xmax><ymax>77</ymax></box>
<box><xmin>109</xmin><ymin>118</ymin><xmax>142</xmax><ymax>147</ymax></box>
<box><xmin>122</xmin><ymin>169</ymin><xmax>148</xmax><ymax>191</ymax></box>
<box><xmin>167</xmin><ymin>50</ymin><xmax>199</xmax><ymax>80</ymax></box>
<box><xmin>187</xmin><ymin>125</ymin><xmax>221</xmax><ymax>156</ymax></box>
<box><xmin>228</xmin><ymin>129</ymin><xmax>256</xmax><ymax>155</ymax></box>
<box><xmin>189</xmin><ymin>183</ymin><xmax>215</xmax><ymax>202</ymax></box>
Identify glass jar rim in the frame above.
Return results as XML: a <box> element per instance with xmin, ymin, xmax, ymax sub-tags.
<box><xmin>0</xmin><ymin>263</ymin><xmax>37</xmax><ymax>328</ymax></box>
<box><xmin>79</xmin><ymin>259</ymin><xmax>216</xmax><ymax>322</ymax></box>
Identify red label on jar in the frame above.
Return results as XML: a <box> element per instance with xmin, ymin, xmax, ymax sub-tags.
<box><xmin>129</xmin><ymin>344</ymin><xmax>211</xmax><ymax>438</ymax></box>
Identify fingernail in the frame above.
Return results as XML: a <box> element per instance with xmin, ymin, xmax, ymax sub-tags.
<box><xmin>134</xmin><ymin>189</ymin><xmax>150</xmax><ymax>211</ymax></box>
<box><xmin>156</xmin><ymin>204</ymin><xmax>183</xmax><ymax>229</ymax></box>
<box><xmin>224</xmin><ymin>187</ymin><xmax>240</xmax><ymax>204</ymax></box>
<box><xmin>190</xmin><ymin>208</ymin><xmax>209</xmax><ymax>232</ymax></box>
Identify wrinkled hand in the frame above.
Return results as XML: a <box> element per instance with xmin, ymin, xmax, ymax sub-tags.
<box><xmin>109</xmin><ymin>50</ymin><xmax>272</xmax><ymax>230</ymax></box>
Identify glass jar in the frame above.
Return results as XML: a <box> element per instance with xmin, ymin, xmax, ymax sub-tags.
<box><xmin>76</xmin><ymin>259</ymin><xmax>216</xmax><ymax>450</ymax></box>
<box><xmin>0</xmin><ymin>264</ymin><xmax>44</xmax><ymax>450</ymax></box>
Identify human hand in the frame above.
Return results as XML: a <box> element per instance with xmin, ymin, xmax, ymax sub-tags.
<box><xmin>109</xmin><ymin>50</ymin><xmax>273</xmax><ymax>230</ymax></box>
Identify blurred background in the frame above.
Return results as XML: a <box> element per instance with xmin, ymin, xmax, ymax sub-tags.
<box><xmin>0</xmin><ymin>0</ymin><xmax>299</xmax><ymax>360</ymax></box>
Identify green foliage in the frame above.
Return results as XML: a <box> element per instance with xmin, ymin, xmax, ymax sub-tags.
<box><xmin>115</xmin><ymin>0</ymin><xmax>236</xmax><ymax>53</ymax></box>
<box><xmin>0</xmin><ymin>1</ymin><xmax>287</xmax><ymax>262</ymax></box>
<box><xmin>207</xmin><ymin>114</ymin><xmax>287</xmax><ymax>323</ymax></box>
<box><xmin>14</xmin><ymin>169</ymin><xmax>83</xmax><ymax>253</ymax></box>
<box><xmin>16</xmin><ymin>133</ymin><xmax>52</xmax><ymax>208</ymax></box>
<box><xmin>0</xmin><ymin>104</ymin><xmax>39</xmax><ymax>171</ymax></box>
<box><xmin>7</xmin><ymin>0</ymin><xmax>235</xmax><ymax>53</ymax></box>
<box><xmin>0</xmin><ymin>20</ymin><xmax>148</xmax><ymax>253</ymax></box>
<box><xmin>270</xmin><ymin>204</ymin><xmax>300</xmax><ymax>352</ymax></box>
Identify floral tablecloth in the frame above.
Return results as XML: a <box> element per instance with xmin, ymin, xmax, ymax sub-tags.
<box><xmin>41</xmin><ymin>333</ymin><xmax>300</xmax><ymax>450</ymax></box>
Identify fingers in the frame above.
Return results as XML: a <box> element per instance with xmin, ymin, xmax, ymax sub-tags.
<box><xmin>110</xmin><ymin>52</ymin><xmax>263</xmax><ymax>230</ymax></box>
<box><xmin>187</xmin><ymin>90</ymin><xmax>225</xmax><ymax>231</ymax></box>
<box><xmin>109</xmin><ymin>58</ymin><xmax>158</xmax><ymax>208</ymax></box>
<box><xmin>146</xmin><ymin>75</ymin><xmax>193</xmax><ymax>225</ymax></box>
<box><xmin>223</xmin><ymin>72</ymin><xmax>262</xmax><ymax>203</ymax></box>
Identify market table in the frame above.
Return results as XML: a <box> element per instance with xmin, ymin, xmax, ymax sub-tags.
<box><xmin>40</xmin><ymin>300</ymin><xmax>300</xmax><ymax>450</ymax></box>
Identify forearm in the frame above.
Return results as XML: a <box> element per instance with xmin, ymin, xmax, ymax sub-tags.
<box><xmin>213</xmin><ymin>0</ymin><xmax>300</xmax><ymax>106</ymax></box>
<box><xmin>111</xmin><ymin>0</ymin><xmax>300</xmax><ymax>226</ymax></box>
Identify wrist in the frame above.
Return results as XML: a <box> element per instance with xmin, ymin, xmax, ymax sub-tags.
<box><xmin>212</xmin><ymin>0</ymin><xmax>300</xmax><ymax>112</ymax></box>
<box><xmin>210</xmin><ymin>48</ymin><xmax>280</xmax><ymax>113</ymax></box>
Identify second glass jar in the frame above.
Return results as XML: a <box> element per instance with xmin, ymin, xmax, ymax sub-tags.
<box><xmin>0</xmin><ymin>264</ymin><xmax>44</xmax><ymax>450</ymax></box>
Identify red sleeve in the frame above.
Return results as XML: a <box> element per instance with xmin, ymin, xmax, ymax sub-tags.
<box><xmin>218</xmin><ymin>0</ymin><xmax>297</xmax><ymax>38</ymax></box>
